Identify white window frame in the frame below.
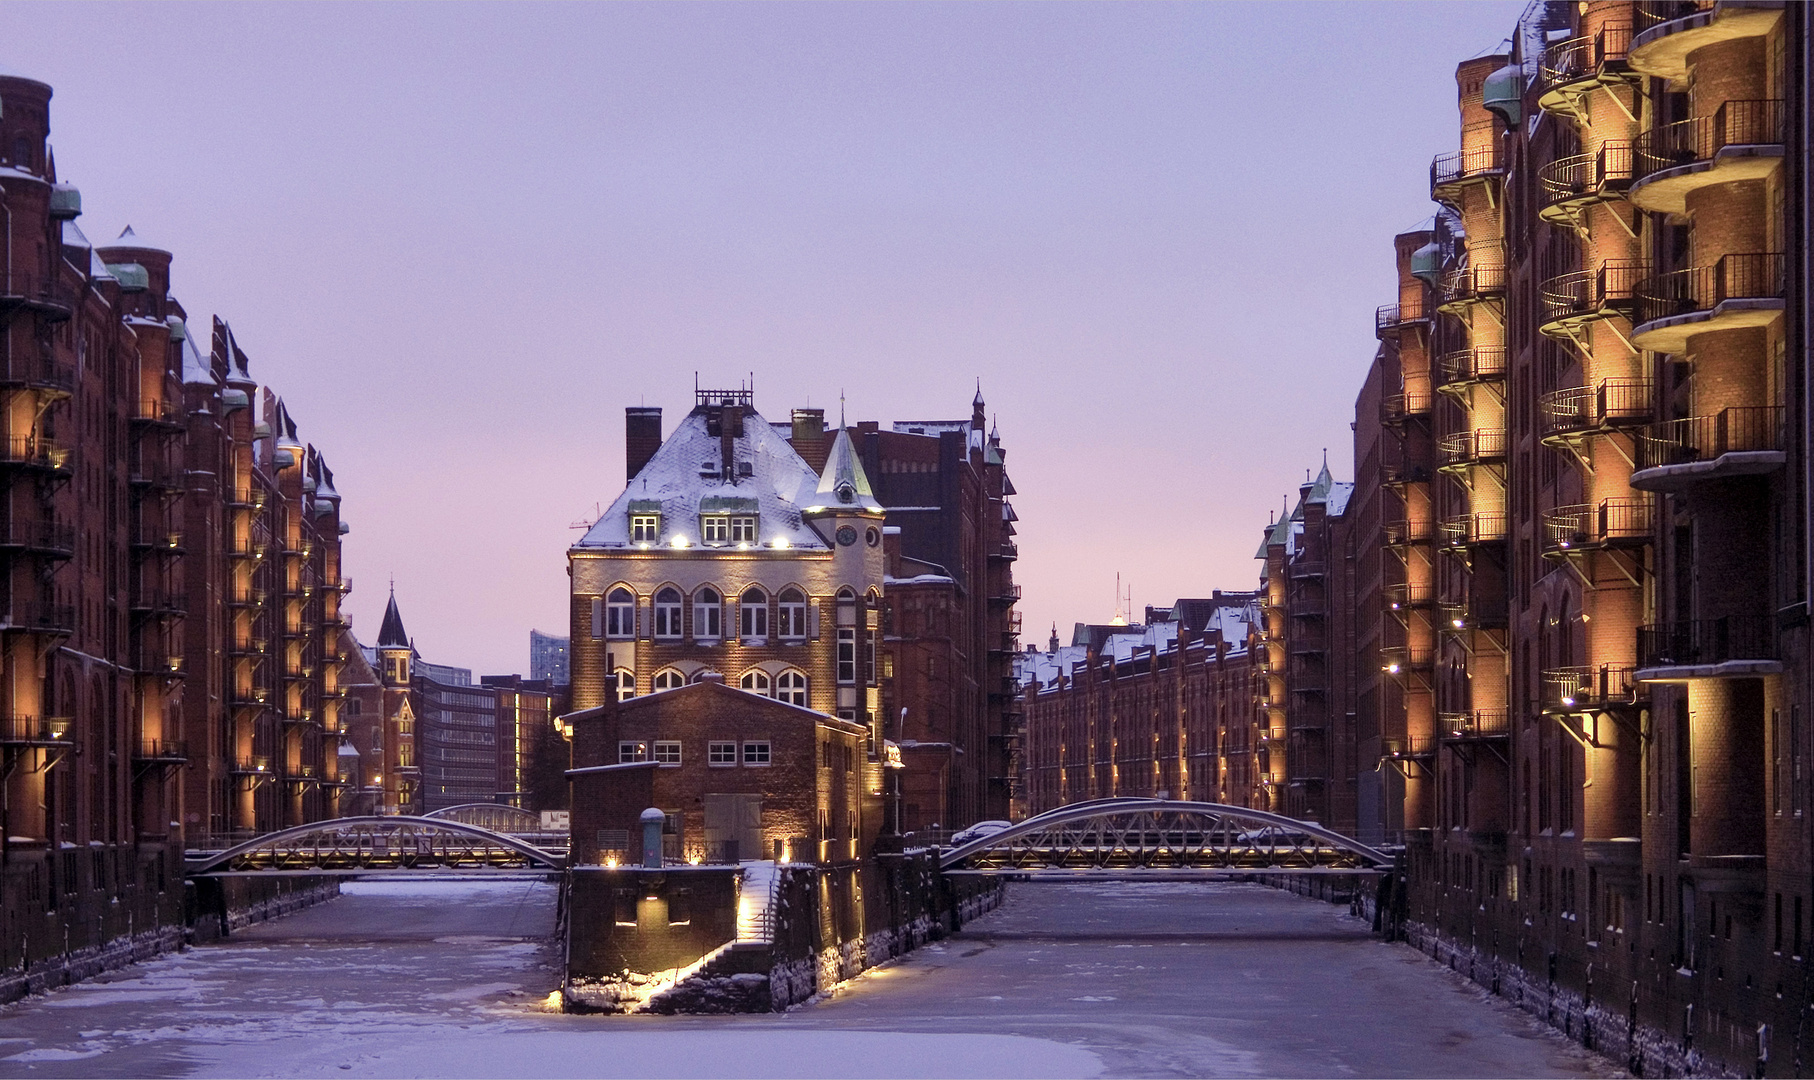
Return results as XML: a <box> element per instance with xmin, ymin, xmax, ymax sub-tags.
<box><xmin>701</xmin><ymin>515</ymin><xmax>729</xmax><ymax>544</ymax></box>
<box><xmin>618</xmin><ymin>741</ymin><xmax>647</xmax><ymax>763</ymax></box>
<box><xmin>777</xmin><ymin>669</ymin><xmax>808</xmax><ymax>707</ymax></box>
<box><xmin>778</xmin><ymin>589</ymin><xmax>807</xmax><ymax>639</ymax></box>
<box><xmin>742</xmin><ymin>741</ymin><xmax>771</xmax><ymax>767</ymax></box>
<box><xmin>614</xmin><ymin>669</ymin><xmax>636</xmax><ymax>702</ymax></box>
<box><xmin>630</xmin><ymin>515</ymin><xmax>660</xmax><ymax>543</ymax></box>
<box><xmin>652</xmin><ymin>669</ymin><xmax>685</xmax><ymax>693</ymax></box>
<box><xmin>605</xmin><ymin>588</ymin><xmax>635</xmax><ymax>639</ymax></box>
<box><xmin>708</xmin><ymin>741</ymin><xmax>738</xmax><ymax>767</ymax></box>
<box><xmin>730</xmin><ymin>515</ymin><xmax>757</xmax><ymax>543</ymax></box>
<box><xmin>654</xmin><ymin>588</ymin><xmax>683</xmax><ymax>639</ymax></box>
<box><xmin>739</xmin><ymin>588</ymin><xmax>768</xmax><ymax>640</ymax></box>
<box><xmin>653</xmin><ymin>740</ymin><xmax>682</xmax><ymax>766</ymax></box>
<box><xmin>740</xmin><ymin>669</ymin><xmax>772</xmax><ymax>697</ymax></box>
<box><xmin>693</xmin><ymin>588</ymin><xmax>722</xmax><ymax>641</ymax></box>
<box><xmin>837</xmin><ymin>627</ymin><xmax>857</xmax><ymax>684</ymax></box>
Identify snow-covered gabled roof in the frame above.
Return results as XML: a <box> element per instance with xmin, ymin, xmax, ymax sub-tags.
<box><xmin>61</xmin><ymin>220</ymin><xmax>91</xmax><ymax>252</ymax></box>
<box><xmin>1326</xmin><ymin>481</ymin><xmax>1355</xmax><ymax>517</ymax></box>
<box><xmin>576</xmin><ymin>405</ymin><xmax>830</xmax><ymax>551</ymax></box>
<box><xmin>182</xmin><ymin>334</ymin><xmax>216</xmax><ymax>387</ymax></box>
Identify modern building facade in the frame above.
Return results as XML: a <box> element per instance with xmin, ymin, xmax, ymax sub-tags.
<box><xmin>529</xmin><ymin>629</ymin><xmax>569</xmax><ymax>686</ymax></box>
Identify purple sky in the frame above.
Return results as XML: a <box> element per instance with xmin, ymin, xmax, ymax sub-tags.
<box><xmin>9</xmin><ymin>2</ymin><xmax>1519</xmax><ymax>674</ymax></box>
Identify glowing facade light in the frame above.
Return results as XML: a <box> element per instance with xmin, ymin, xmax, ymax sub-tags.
<box><xmin>670</xmin><ymin>536</ymin><xmax>689</xmax><ymax>549</ymax></box>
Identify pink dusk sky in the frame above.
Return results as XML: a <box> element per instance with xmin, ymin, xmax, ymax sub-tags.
<box><xmin>8</xmin><ymin>2</ymin><xmax>1518</xmax><ymax>674</ymax></box>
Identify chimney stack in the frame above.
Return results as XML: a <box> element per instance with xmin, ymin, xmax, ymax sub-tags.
<box><xmin>791</xmin><ymin>408</ymin><xmax>828</xmax><ymax>471</ymax></box>
<box><xmin>625</xmin><ymin>407</ymin><xmax>662</xmax><ymax>481</ymax></box>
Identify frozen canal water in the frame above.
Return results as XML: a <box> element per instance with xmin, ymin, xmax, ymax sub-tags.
<box><xmin>0</xmin><ymin>878</ymin><xmax>1619</xmax><ymax>1078</ymax></box>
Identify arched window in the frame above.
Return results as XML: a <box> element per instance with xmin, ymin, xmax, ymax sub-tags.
<box><xmin>777</xmin><ymin>587</ymin><xmax>807</xmax><ymax>639</ymax></box>
<box><xmin>693</xmin><ymin>587</ymin><xmax>722</xmax><ymax>641</ymax></box>
<box><xmin>614</xmin><ymin>669</ymin><xmax>636</xmax><ymax>702</ymax></box>
<box><xmin>652</xmin><ymin>669</ymin><xmax>685</xmax><ymax>693</ymax></box>
<box><xmin>606</xmin><ymin>588</ymin><xmax>635</xmax><ymax>639</ymax></box>
<box><xmin>739</xmin><ymin>669</ymin><xmax>772</xmax><ymax>697</ymax></box>
<box><xmin>776</xmin><ymin>669</ymin><xmax>808</xmax><ymax>707</ymax></box>
<box><xmin>654</xmin><ymin>587</ymin><xmax>683</xmax><ymax>639</ymax></box>
<box><xmin>740</xmin><ymin>587</ymin><xmax>768</xmax><ymax>640</ymax></box>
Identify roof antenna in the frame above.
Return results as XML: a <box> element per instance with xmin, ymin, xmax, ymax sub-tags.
<box><xmin>839</xmin><ymin>390</ymin><xmax>846</xmax><ymax>429</ymax></box>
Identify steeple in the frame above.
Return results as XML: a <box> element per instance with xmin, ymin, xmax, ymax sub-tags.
<box><xmin>377</xmin><ymin>584</ymin><xmax>409</xmax><ymax>648</ymax></box>
<box><xmin>813</xmin><ymin>427</ymin><xmax>877</xmax><ymax>508</ymax></box>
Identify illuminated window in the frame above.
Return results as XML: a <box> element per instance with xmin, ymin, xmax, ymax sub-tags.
<box><xmin>652</xmin><ymin>669</ymin><xmax>685</xmax><ymax>692</ymax></box>
<box><xmin>614</xmin><ymin>669</ymin><xmax>635</xmax><ymax>702</ymax></box>
<box><xmin>654</xmin><ymin>587</ymin><xmax>683</xmax><ymax>639</ymax></box>
<box><xmin>701</xmin><ymin>516</ymin><xmax>729</xmax><ymax>544</ymax></box>
<box><xmin>631</xmin><ymin>515</ymin><xmax>660</xmax><ymax>543</ymax></box>
<box><xmin>742</xmin><ymin>741</ymin><xmax>771</xmax><ymax>766</ymax></box>
<box><xmin>777</xmin><ymin>669</ymin><xmax>808</xmax><ymax>707</ymax></box>
<box><xmin>605</xmin><ymin>588</ymin><xmax>635</xmax><ymax>639</ymax></box>
<box><xmin>708</xmin><ymin>741</ymin><xmax>737</xmax><ymax>766</ymax></box>
<box><xmin>740</xmin><ymin>669</ymin><xmax>772</xmax><ymax>697</ymax></box>
<box><xmin>653</xmin><ymin>741</ymin><xmax>682</xmax><ymax>766</ymax></box>
<box><xmin>740</xmin><ymin>587</ymin><xmax>768</xmax><ymax>639</ymax></box>
<box><xmin>777</xmin><ymin>588</ymin><xmax>807</xmax><ymax>639</ymax></box>
<box><xmin>618</xmin><ymin>741</ymin><xmax>647</xmax><ymax>763</ymax></box>
<box><xmin>730</xmin><ymin>516</ymin><xmax>757</xmax><ymax>543</ymax></box>
<box><xmin>693</xmin><ymin>587</ymin><xmax>722</xmax><ymax>640</ymax></box>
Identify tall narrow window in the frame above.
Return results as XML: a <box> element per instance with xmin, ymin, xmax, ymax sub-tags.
<box><xmin>837</xmin><ymin>628</ymin><xmax>857</xmax><ymax>684</ymax></box>
<box><xmin>865</xmin><ymin>629</ymin><xmax>877</xmax><ymax>685</ymax></box>
<box><xmin>740</xmin><ymin>587</ymin><xmax>768</xmax><ymax>640</ymax></box>
<box><xmin>654</xmin><ymin>587</ymin><xmax>683</xmax><ymax>639</ymax></box>
<box><xmin>606</xmin><ymin>588</ymin><xmax>635</xmax><ymax>639</ymax></box>
<box><xmin>693</xmin><ymin>587</ymin><xmax>722</xmax><ymax>641</ymax></box>
<box><xmin>778</xmin><ymin>588</ymin><xmax>807</xmax><ymax>639</ymax></box>
<box><xmin>739</xmin><ymin>669</ymin><xmax>772</xmax><ymax>697</ymax></box>
<box><xmin>614</xmin><ymin>669</ymin><xmax>636</xmax><ymax>702</ymax></box>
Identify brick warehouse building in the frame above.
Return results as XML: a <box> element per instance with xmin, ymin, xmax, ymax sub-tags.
<box><xmin>0</xmin><ymin>65</ymin><xmax>354</xmax><ymax>989</ymax></box>
<box><xmin>567</xmin><ymin>386</ymin><xmax>1018</xmax><ymax>838</ymax></box>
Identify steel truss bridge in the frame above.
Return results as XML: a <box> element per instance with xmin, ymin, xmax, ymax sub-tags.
<box><xmin>184</xmin><ymin>816</ymin><xmax>567</xmax><ymax>877</ymax></box>
<box><xmin>937</xmin><ymin>798</ymin><xmax>1393</xmax><ymax>880</ymax></box>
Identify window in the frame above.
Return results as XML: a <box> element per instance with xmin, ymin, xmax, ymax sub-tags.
<box><xmin>654</xmin><ymin>587</ymin><xmax>683</xmax><ymax>639</ymax></box>
<box><xmin>708</xmin><ymin>741</ymin><xmax>737</xmax><ymax>766</ymax></box>
<box><xmin>606</xmin><ymin>588</ymin><xmax>635</xmax><ymax>639</ymax></box>
<box><xmin>865</xmin><ymin>629</ymin><xmax>877</xmax><ymax>685</ymax></box>
<box><xmin>837</xmin><ymin>628</ymin><xmax>857</xmax><ymax>684</ymax></box>
<box><xmin>740</xmin><ymin>670</ymin><xmax>772</xmax><ymax>696</ymax></box>
<box><xmin>731</xmin><ymin>516</ymin><xmax>757</xmax><ymax>543</ymax></box>
<box><xmin>743</xmin><ymin>741</ymin><xmax>771</xmax><ymax>766</ymax></box>
<box><xmin>777</xmin><ymin>669</ymin><xmax>808</xmax><ymax>707</ymax></box>
<box><xmin>778</xmin><ymin>588</ymin><xmax>807</xmax><ymax>639</ymax></box>
<box><xmin>631</xmin><ymin>515</ymin><xmax>660</xmax><ymax>543</ymax></box>
<box><xmin>740</xmin><ymin>587</ymin><xmax>768</xmax><ymax>639</ymax></box>
<box><xmin>653</xmin><ymin>741</ymin><xmax>682</xmax><ymax>766</ymax></box>
<box><xmin>701</xmin><ymin>516</ymin><xmax>729</xmax><ymax>544</ymax></box>
<box><xmin>693</xmin><ymin>587</ymin><xmax>722</xmax><ymax>640</ymax></box>
<box><xmin>618</xmin><ymin>741</ymin><xmax>647</xmax><ymax>763</ymax></box>
<box><xmin>614</xmin><ymin>669</ymin><xmax>636</xmax><ymax>702</ymax></box>
<box><xmin>653</xmin><ymin>669</ymin><xmax>685</xmax><ymax>692</ymax></box>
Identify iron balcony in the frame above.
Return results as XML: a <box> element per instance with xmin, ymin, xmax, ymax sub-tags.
<box><xmin>1383</xmin><ymin>518</ymin><xmax>1434</xmax><ymax>547</ymax></box>
<box><xmin>1374</xmin><ymin>302</ymin><xmax>1429</xmax><ymax>339</ymax></box>
<box><xmin>1440</xmin><ymin>709</ymin><xmax>1510</xmax><ymax>740</ymax></box>
<box><xmin>0</xmin><ymin>518</ymin><xmax>77</xmax><ymax>559</ymax></box>
<box><xmin>1537</xmin><ymin>22</ymin><xmax>1635</xmax><ymax>116</ymax></box>
<box><xmin>134</xmin><ymin>739</ymin><xmax>188</xmax><ymax>764</ymax></box>
<box><xmin>1539</xmin><ymin>260</ymin><xmax>1646</xmax><ymax>336</ymax></box>
<box><xmin>1437</xmin><ymin>347</ymin><xmax>1507</xmax><ymax>391</ymax></box>
<box><xmin>1537</xmin><ymin>142</ymin><xmax>1635</xmax><ymax>226</ymax></box>
<box><xmin>1541</xmin><ymin>498</ymin><xmax>1653</xmax><ymax>556</ymax></box>
<box><xmin>1630</xmin><ymin>405</ymin><xmax>1785</xmax><ymax>490</ymax></box>
<box><xmin>1381</xmin><ymin>390</ymin><xmax>1434</xmax><ymax>426</ymax></box>
<box><xmin>130</xmin><ymin>398</ymin><xmax>184</xmax><ymax>428</ymax></box>
<box><xmin>1541</xmin><ymin>664</ymin><xmax>1641</xmax><ymax>713</ymax></box>
<box><xmin>1637</xmin><ymin>615</ymin><xmax>1779</xmax><ymax>679</ymax></box>
<box><xmin>0</xmin><ymin>602</ymin><xmax>76</xmax><ymax>635</ymax></box>
<box><xmin>1430</xmin><ymin>141</ymin><xmax>1505</xmax><ymax>205</ymax></box>
<box><xmin>0</xmin><ymin>354</ymin><xmax>76</xmax><ymax>398</ymax></box>
<box><xmin>1630</xmin><ymin>99</ymin><xmax>1784</xmax><ymax>215</ymax></box>
<box><xmin>0</xmin><ymin>715</ymin><xmax>73</xmax><ymax>745</ymax></box>
<box><xmin>1539</xmin><ymin>379</ymin><xmax>1653</xmax><ymax>444</ymax></box>
<box><xmin>1631</xmin><ymin>251</ymin><xmax>1785</xmax><ymax>352</ymax></box>
<box><xmin>0</xmin><ymin>272</ymin><xmax>77</xmax><ymax>322</ymax></box>
<box><xmin>1440</xmin><ymin>511</ymin><xmax>1509</xmax><ymax>551</ymax></box>
<box><xmin>1437</xmin><ymin>428</ymin><xmax>1508</xmax><ymax>471</ymax></box>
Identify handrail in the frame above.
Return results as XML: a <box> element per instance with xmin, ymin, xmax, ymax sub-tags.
<box><xmin>1537</xmin><ymin>143</ymin><xmax>1634</xmax><ymax>210</ymax></box>
<box><xmin>1634</xmin><ymin>252</ymin><xmax>1785</xmax><ymax>327</ymax></box>
<box><xmin>1541</xmin><ymin>664</ymin><xmax>1640</xmax><ymax>710</ymax></box>
<box><xmin>1634</xmin><ymin>99</ymin><xmax>1783</xmax><ymax>182</ymax></box>
<box><xmin>1441</xmin><ymin>709</ymin><xmax>1510</xmax><ymax>738</ymax></box>
<box><xmin>1539</xmin><ymin>379</ymin><xmax>1654</xmax><ymax>436</ymax></box>
<box><xmin>1539</xmin><ymin>260</ymin><xmax>1647</xmax><ymax>325</ymax></box>
<box><xmin>1441</xmin><ymin>511</ymin><xmax>1510</xmax><ymax>546</ymax></box>
<box><xmin>1638</xmin><ymin>616</ymin><xmax>1775</xmax><ymax>669</ymax></box>
<box><xmin>1438</xmin><ymin>428</ymin><xmax>1508</xmax><ymax>466</ymax></box>
<box><xmin>1431</xmin><ymin>145</ymin><xmax>1505</xmax><ymax>193</ymax></box>
<box><xmin>1540</xmin><ymin>22</ymin><xmax>1633</xmax><ymax>89</ymax></box>
<box><xmin>1631</xmin><ymin>405</ymin><xmax>1785</xmax><ymax>470</ymax></box>
<box><xmin>1542</xmin><ymin>497</ymin><xmax>1653</xmax><ymax>551</ymax></box>
<box><xmin>1439</xmin><ymin>346</ymin><xmax>1508</xmax><ymax>384</ymax></box>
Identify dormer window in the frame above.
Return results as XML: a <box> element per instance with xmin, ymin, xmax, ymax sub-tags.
<box><xmin>702</xmin><ymin>516</ymin><xmax>730</xmax><ymax>544</ymax></box>
<box><xmin>631</xmin><ymin>515</ymin><xmax>660</xmax><ymax>543</ymax></box>
<box><xmin>731</xmin><ymin>515</ymin><xmax>757</xmax><ymax>543</ymax></box>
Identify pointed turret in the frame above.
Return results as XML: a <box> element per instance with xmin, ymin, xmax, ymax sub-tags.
<box><xmin>813</xmin><ymin>427</ymin><xmax>878</xmax><ymax>510</ymax></box>
<box><xmin>378</xmin><ymin>587</ymin><xmax>409</xmax><ymax>647</ymax></box>
<box><xmin>378</xmin><ymin>585</ymin><xmax>412</xmax><ymax>686</ymax></box>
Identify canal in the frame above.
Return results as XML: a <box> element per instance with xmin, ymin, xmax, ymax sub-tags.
<box><xmin>0</xmin><ymin>879</ymin><xmax>1619</xmax><ymax>1078</ymax></box>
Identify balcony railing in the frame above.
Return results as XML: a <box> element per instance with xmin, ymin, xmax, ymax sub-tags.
<box><xmin>1634</xmin><ymin>99</ymin><xmax>1783</xmax><ymax>183</ymax></box>
<box><xmin>1542</xmin><ymin>664</ymin><xmax>1640</xmax><ymax>711</ymax></box>
<box><xmin>1381</xmin><ymin>736</ymin><xmax>1437</xmax><ymax>760</ymax></box>
<box><xmin>1383</xmin><ymin>518</ymin><xmax>1434</xmax><ymax>546</ymax></box>
<box><xmin>1540</xmin><ymin>22</ymin><xmax>1633</xmax><ymax>93</ymax></box>
<box><xmin>1441</xmin><ymin>709</ymin><xmax>1510</xmax><ymax>739</ymax></box>
<box><xmin>0</xmin><ymin>271</ymin><xmax>78</xmax><ymax>320</ymax></box>
<box><xmin>1537</xmin><ymin>143</ymin><xmax>1635</xmax><ymax>217</ymax></box>
<box><xmin>1</xmin><ymin>602</ymin><xmax>76</xmax><ymax>634</ymax></box>
<box><xmin>0</xmin><ymin>354</ymin><xmax>76</xmax><ymax>395</ymax></box>
<box><xmin>1441</xmin><ymin>511</ymin><xmax>1510</xmax><ymax>548</ymax></box>
<box><xmin>232</xmin><ymin>756</ymin><xmax>273</xmax><ymax>775</ymax></box>
<box><xmin>0</xmin><ymin>437</ymin><xmax>72</xmax><ymax>475</ymax></box>
<box><xmin>1431</xmin><ymin>146</ymin><xmax>1505</xmax><ymax>195</ymax></box>
<box><xmin>129</xmin><ymin>589</ymin><xmax>186</xmax><ymax>615</ymax></box>
<box><xmin>131</xmin><ymin>399</ymin><xmax>182</xmax><ymax>426</ymax></box>
<box><xmin>0</xmin><ymin>715</ymin><xmax>73</xmax><ymax>744</ymax></box>
<box><xmin>1634</xmin><ymin>252</ymin><xmax>1784</xmax><ymax>329</ymax></box>
<box><xmin>1539</xmin><ymin>379</ymin><xmax>1653</xmax><ymax>439</ymax></box>
<box><xmin>1381</xmin><ymin>646</ymin><xmax>1435</xmax><ymax>674</ymax></box>
<box><xmin>1438</xmin><ymin>346</ymin><xmax>1507</xmax><ymax>386</ymax></box>
<box><xmin>1638</xmin><ymin>616</ymin><xmax>1775</xmax><ymax>671</ymax></box>
<box><xmin>1381</xmin><ymin>390</ymin><xmax>1434</xmax><ymax>424</ymax></box>
<box><xmin>1375</xmin><ymin>302</ymin><xmax>1428</xmax><ymax>336</ymax></box>
<box><xmin>1438</xmin><ymin>262</ymin><xmax>1507</xmax><ymax>308</ymax></box>
<box><xmin>1631</xmin><ymin>406</ymin><xmax>1785</xmax><ymax>472</ymax></box>
<box><xmin>1438</xmin><ymin>428</ymin><xmax>1508</xmax><ymax>468</ymax></box>
<box><xmin>1539</xmin><ymin>260</ymin><xmax>1647</xmax><ymax>330</ymax></box>
<box><xmin>1383</xmin><ymin>582</ymin><xmax>1435</xmax><ymax>611</ymax></box>
<box><xmin>1381</xmin><ymin>462</ymin><xmax>1432</xmax><ymax>487</ymax></box>
<box><xmin>135</xmin><ymin>739</ymin><xmax>188</xmax><ymax>762</ymax></box>
<box><xmin>1542</xmin><ymin>498</ymin><xmax>1654</xmax><ymax>552</ymax></box>
<box><xmin>0</xmin><ymin>518</ymin><xmax>76</xmax><ymax>556</ymax></box>
<box><xmin>1288</xmin><ymin>561</ymin><xmax>1325</xmax><ymax>580</ymax></box>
